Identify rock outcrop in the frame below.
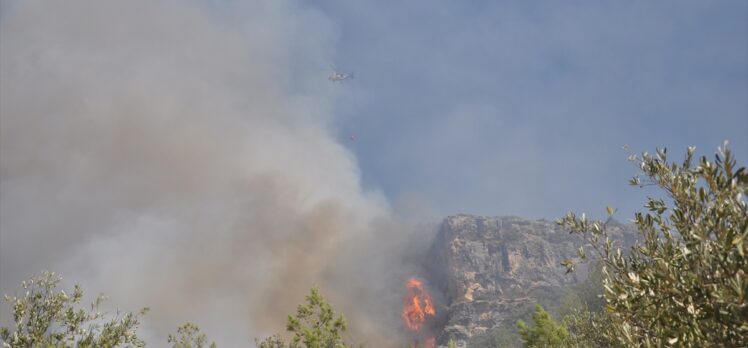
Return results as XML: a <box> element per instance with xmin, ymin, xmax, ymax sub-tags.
<box><xmin>426</xmin><ymin>214</ymin><xmax>633</xmax><ymax>347</ymax></box>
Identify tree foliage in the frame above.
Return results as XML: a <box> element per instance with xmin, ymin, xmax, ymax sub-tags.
<box><xmin>558</xmin><ymin>143</ymin><xmax>748</xmax><ymax>347</ymax></box>
<box><xmin>256</xmin><ymin>288</ymin><xmax>351</xmax><ymax>348</ymax></box>
<box><xmin>516</xmin><ymin>305</ymin><xmax>569</xmax><ymax>348</ymax></box>
<box><xmin>2</xmin><ymin>275</ymin><xmax>354</xmax><ymax>348</ymax></box>
<box><xmin>561</xmin><ymin>307</ymin><xmax>615</xmax><ymax>347</ymax></box>
<box><xmin>0</xmin><ymin>271</ymin><xmax>148</xmax><ymax>348</ymax></box>
<box><xmin>168</xmin><ymin>323</ymin><xmax>216</xmax><ymax>348</ymax></box>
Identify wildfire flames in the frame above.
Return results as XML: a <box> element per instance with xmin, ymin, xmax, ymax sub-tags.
<box><xmin>403</xmin><ymin>277</ymin><xmax>436</xmax><ymax>348</ymax></box>
<box><xmin>403</xmin><ymin>278</ymin><xmax>436</xmax><ymax>330</ymax></box>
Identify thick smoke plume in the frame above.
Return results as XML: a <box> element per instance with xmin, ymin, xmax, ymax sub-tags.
<box><xmin>0</xmin><ymin>1</ymin><xmax>433</xmax><ymax>346</ymax></box>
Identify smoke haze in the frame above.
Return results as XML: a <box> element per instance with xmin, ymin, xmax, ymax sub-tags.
<box><xmin>0</xmin><ymin>0</ymin><xmax>431</xmax><ymax>346</ymax></box>
<box><xmin>5</xmin><ymin>1</ymin><xmax>745</xmax><ymax>346</ymax></box>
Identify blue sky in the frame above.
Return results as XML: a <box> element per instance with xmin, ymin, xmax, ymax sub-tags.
<box><xmin>312</xmin><ymin>0</ymin><xmax>747</xmax><ymax>219</ymax></box>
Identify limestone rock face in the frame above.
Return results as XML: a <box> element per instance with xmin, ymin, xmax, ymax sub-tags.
<box><xmin>426</xmin><ymin>214</ymin><xmax>632</xmax><ymax>347</ymax></box>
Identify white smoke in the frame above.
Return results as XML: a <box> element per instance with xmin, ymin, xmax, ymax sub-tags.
<box><xmin>0</xmin><ymin>0</ymin><xmax>432</xmax><ymax>346</ymax></box>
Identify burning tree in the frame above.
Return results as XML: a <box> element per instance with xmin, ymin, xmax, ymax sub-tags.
<box><xmin>402</xmin><ymin>278</ymin><xmax>437</xmax><ymax>348</ymax></box>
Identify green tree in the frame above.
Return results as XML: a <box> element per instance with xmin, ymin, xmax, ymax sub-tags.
<box><xmin>558</xmin><ymin>143</ymin><xmax>748</xmax><ymax>347</ymax></box>
<box><xmin>0</xmin><ymin>271</ymin><xmax>148</xmax><ymax>348</ymax></box>
<box><xmin>516</xmin><ymin>305</ymin><xmax>569</xmax><ymax>348</ymax></box>
<box><xmin>561</xmin><ymin>308</ymin><xmax>615</xmax><ymax>347</ymax></box>
<box><xmin>256</xmin><ymin>288</ymin><xmax>352</xmax><ymax>348</ymax></box>
<box><xmin>168</xmin><ymin>323</ymin><xmax>216</xmax><ymax>348</ymax></box>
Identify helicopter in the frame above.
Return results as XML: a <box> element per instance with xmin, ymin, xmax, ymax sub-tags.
<box><xmin>329</xmin><ymin>65</ymin><xmax>353</xmax><ymax>82</ymax></box>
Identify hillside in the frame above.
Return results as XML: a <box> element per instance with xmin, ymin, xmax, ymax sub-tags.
<box><xmin>425</xmin><ymin>215</ymin><xmax>634</xmax><ymax>347</ymax></box>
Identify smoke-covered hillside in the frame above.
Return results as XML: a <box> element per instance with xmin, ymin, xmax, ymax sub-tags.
<box><xmin>424</xmin><ymin>215</ymin><xmax>636</xmax><ymax>347</ymax></box>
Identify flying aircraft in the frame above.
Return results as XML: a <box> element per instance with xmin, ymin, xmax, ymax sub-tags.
<box><xmin>329</xmin><ymin>65</ymin><xmax>353</xmax><ymax>82</ymax></box>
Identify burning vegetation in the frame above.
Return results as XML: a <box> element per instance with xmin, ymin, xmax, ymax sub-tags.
<box><xmin>403</xmin><ymin>277</ymin><xmax>436</xmax><ymax>348</ymax></box>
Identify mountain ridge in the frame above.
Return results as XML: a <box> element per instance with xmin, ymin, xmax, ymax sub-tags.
<box><xmin>424</xmin><ymin>214</ymin><xmax>635</xmax><ymax>347</ymax></box>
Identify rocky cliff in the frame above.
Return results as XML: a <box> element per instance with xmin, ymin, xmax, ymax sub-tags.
<box><xmin>425</xmin><ymin>215</ymin><xmax>633</xmax><ymax>347</ymax></box>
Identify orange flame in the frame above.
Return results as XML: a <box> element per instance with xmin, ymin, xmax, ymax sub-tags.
<box><xmin>402</xmin><ymin>278</ymin><xmax>436</xmax><ymax>331</ymax></box>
